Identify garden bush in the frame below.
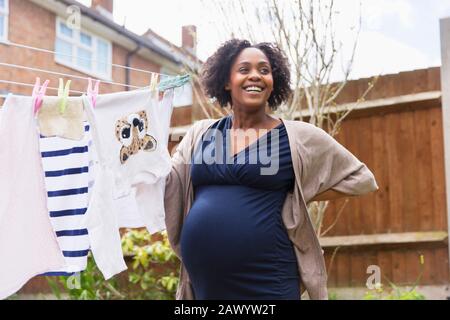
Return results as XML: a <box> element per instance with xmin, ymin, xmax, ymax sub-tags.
<box><xmin>47</xmin><ymin>230</ymin><xmax>180</xmax><ymax>300</ymax></box>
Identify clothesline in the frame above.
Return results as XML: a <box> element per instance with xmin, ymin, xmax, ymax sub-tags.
<box><xmin>0</xmin><ymin>75</ymin><xmax>189</xmax><ymax>101</ymax></box>
<box><xmin>0</xmin><ymin>79</ymin><xmax>91</xmax><ymax>95</ymax></box>
<box><xmin>4</xmin><ymin>41</ymin><xmax>173</xmax><ymax>77</ymax></box>
<box><xmin>0</xmin><ymin>62</ymin><xmax>143</xmax><ymax>90</ymax></box>
<box><xmin>0</xmin><ymin>76</ymin><xmax>190</xmax><ymax>103</ymax></box>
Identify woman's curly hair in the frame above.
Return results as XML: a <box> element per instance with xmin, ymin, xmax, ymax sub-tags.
<box><xmin>200</xmin><ymin>39</ymin><xmax>291</xmax><ymax>110</ymax></box>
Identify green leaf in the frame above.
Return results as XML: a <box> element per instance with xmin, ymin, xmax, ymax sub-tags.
<box><xmin>46</xmin><ymin>276</ymin><xmax>62</xmax><ymax>300</ymax></box>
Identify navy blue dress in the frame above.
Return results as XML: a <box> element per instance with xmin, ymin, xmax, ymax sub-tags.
<box><xmin>180</xmin><ymin>116</ymin><xmax>300</xmax><ymax>300</ymax></box>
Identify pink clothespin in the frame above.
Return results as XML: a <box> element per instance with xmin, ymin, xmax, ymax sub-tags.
<box><xmin>87</xmin><ymin>77</ymin><xmax>100</xmax><ymax>108</ymax></box>
<box><xmin>32</xmin><ymin>77</ymin><xmax>49</xmax><ymax>115</ymax></box>
<box><xmin>32</xmin><ymin>77</ymin><xmax>40</xmax><ymax>99</ymax></box>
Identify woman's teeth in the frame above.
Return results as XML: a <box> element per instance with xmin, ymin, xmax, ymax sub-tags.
<box><xmin>245</xmin><ymin>86</ymin><xmax>263</xmax><ymax>92</ymax></box>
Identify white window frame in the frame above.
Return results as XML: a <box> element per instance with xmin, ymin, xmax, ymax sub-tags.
<box><xmin>0</xmin><ymin>0</ymin><xmax>9</xmax><ymax>43</ymax></box>
<box><xmin>55</xmin><ymin>17</ymin><xmax>112</xmax><ymax>80</ymax></box>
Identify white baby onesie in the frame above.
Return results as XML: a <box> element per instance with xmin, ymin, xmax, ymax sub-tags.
<box><xmin>85</xmin><ymin>88</ymin><xmax>173</xmax><ymax>198</ymax></box>
<box><xmin>82</xmin><ymin>88</ymin><xmax>174</xmax><ymax>279</ymax></box>
<box><xmin>84</xmin><ymin>89</ymin><xmax>174</xmax><ymax>232</ymax></box>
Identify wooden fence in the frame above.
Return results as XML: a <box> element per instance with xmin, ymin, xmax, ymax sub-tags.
<box><xmin>322</xmin><ymin>92</ymin><xmax>449</xmax><ymax>288</ymax></box>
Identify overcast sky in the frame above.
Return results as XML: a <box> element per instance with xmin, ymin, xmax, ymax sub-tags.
<box><xmin>79</xmin><ymin>0</ymin><xmax>450</xmax><ymax>80</ymax></box>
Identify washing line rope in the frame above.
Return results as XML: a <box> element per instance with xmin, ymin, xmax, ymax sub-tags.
<box><xmin>4</xmin><ymin>41</ymin><xmax>174</xmax><ymax>77</ymax></box>
<box><xmin>0</xmin><ymin>78</ymin><xmax>90</xmax><ymax>95</ymax></box>
<box><xmin>0</xmin><ymin>62</ymin><xmax>143</xmax><ymax>89</ymax></box>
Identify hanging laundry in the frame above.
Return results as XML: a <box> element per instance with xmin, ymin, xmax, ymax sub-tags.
<box><xmin>84</xmin><ymin>88</ymin><xmax>173</xmax><ymax>197</ymax></box>
<box><xmin>0</xmin><ymin>82</ymin><xmax>178</xmax><ymax>286</ymax></box>
<box><xmin>113</xmin><ymin>187</ymin><xmax>141</xmax><ymax>228</ymax></box>
<box><xmin>38</xmin><ymin>114</ymin><xmax>93</xmax><ymax>276</ymax></box>
<box><xmin>116</xmin><ymin>83</ymin><xmax>182</xmax><ymax>233</ymax></box>
<box><xmin>37</xmin><ymin>95</ymin><xmax>126</xmax><ymax>280</ymax></box>
<box><xmin>114</xmin><ymin>180</ymin><xmax>165</xmax><ymax>234</ymax></box>
<box><xmin>37</xmin><ymin>92</ymin><xmax>85</xmax><ymax>141</ymax></box>
<box><xmin>0</xmin><ymin>94</ymin><xmax>66</xmax><ymax>299</ymax></box>
<box><xmin>133</xmin><ymin>178</ymin><xmax>167</xmax><ymax>233</ymax></box>
<box><xmin>79</xmin><ymin>157</ymin><xmax>127</xmax><ymax>280</ymax></box>
<box><xmin>131</xmin><ymin>86</ymin><xmax>176</xmax><ymax>233</ymax></box>
<box><xmin>82</xmin><ymin>88</ymin><xmax>174</xmax><ymax>276</ymax></box>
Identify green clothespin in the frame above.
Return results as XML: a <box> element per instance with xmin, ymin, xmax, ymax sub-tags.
<box><xmin>157</xmin><ymin>74</ymin><xmax>190</xmax><ymax>91</ymax></box>
<box><xmin>58</xmin><ymin>78</ymin><xmax>71</xmax><ymax>114</ymax></box>
<box><xmin>149</xmin><ymin>73</ymin><xmax>159</xmax><ymax>92</ymax></box>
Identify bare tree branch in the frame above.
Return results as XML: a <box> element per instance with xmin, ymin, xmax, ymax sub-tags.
<box><xmin>320</xmin><ymin>198</ymin><xmax>349</xmax><ymax>237</ymax></box>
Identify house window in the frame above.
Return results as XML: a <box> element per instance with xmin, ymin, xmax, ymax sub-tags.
<box><xmin>55</xmin><ymin>18</ymin><xmax>112</xmax><ymax>79</ymax></box>
<box><xmin>0</xmin><ymin>0</ymin><xmax>9</xmax><ymax>42</ymax></box>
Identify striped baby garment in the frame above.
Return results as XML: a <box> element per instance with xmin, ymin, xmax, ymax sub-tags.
<box><xmin>38</xmin><ymin>120</ymin><xmax>93</xmax><ymax>275</ymax></box>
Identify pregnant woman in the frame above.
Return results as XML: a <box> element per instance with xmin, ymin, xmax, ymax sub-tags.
<box><xmin>164</xmin><ymin>39</ymin><xmax>378</xmax><ymax>300</ymax></box>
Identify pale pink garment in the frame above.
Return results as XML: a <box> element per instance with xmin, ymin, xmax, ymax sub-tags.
<box><xmin>0</xmin><ymin>94</ymin><xmax>65</xmax><ymax>300</ymax></box>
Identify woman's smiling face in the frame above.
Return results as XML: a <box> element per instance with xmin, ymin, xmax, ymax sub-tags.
<box><xmin>225</xmin><ymin>47</ymin><xmax>274</xmax><ymax>112</ymax></box>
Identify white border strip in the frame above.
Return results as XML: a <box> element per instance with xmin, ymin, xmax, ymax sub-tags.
<box><xmin>439</xmin><ymin>16</ymin><xmax>450</xmax><ymax>277</ymax></box>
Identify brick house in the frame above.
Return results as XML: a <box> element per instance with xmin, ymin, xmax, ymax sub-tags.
<box><xmin>0</xmin><ymin>0</ymin><xmax>200</xmax><ymax>130</ymax></box>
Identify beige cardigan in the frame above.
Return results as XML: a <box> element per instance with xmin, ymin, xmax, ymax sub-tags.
<box><xmin>164</xmin><ymin>118</ymin><xmax>378</xmax><ymax>300</ymax></box>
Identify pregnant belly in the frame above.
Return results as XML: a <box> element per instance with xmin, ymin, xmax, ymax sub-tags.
<box><xmin>180</xmin><ymin>185</ymin><xmax>287</xmax><ymax>273</ymax></box>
